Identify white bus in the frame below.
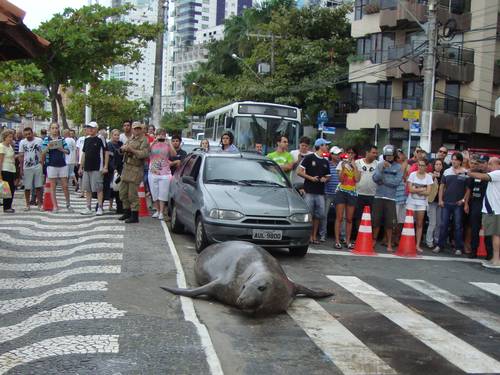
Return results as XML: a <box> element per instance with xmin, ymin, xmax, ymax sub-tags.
<box><xmin>204</xmin><ymin>101</ymin><xmax>302</xmax><ymax>153</ymax></box>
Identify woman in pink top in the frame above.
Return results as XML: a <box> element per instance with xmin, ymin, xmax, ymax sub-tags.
<box><xmin>148</xmin><ymin>128</ymin><xmax>176</xmax><ymax>220</ymax></box>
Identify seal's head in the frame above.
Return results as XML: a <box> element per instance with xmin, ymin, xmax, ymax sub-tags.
<box><xmin>236</xmin><ymin>273</ymin><xmax>293</xmax><ymax>315</ymax></box>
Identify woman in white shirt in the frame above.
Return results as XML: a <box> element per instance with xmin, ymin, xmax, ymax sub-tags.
<box><xmin>406</xmin><ymin>159</ymin><xmax>433</xmax><ymax>253</ymax></box>
<box><xmin>0</xmin><ymin>129</ymin><xmax>17</xmax><ymax>213</ymax></box>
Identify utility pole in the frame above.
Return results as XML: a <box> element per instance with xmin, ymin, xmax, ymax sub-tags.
<box><xmin>420</xmin><ymin>0</ymin><xmax>438</xmax><ymax>153</ymax></box>
<box><xmin>246</xmin><ymin>32</ymin><xmax>282</xmax><ymax>75</ymax></box>
<box><xmin>151</xmin><ymin>0</ymin><xmax>166</xmax><ymax>127</ymax></box>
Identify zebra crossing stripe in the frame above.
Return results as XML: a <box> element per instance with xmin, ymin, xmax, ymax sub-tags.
<box><xmin>0</xmin><ymin>253</ymin><xmax>122</xmax><ymax>272</ymax></box>
<box><xmin>0</xmin><ymin>243</ymin><xmax>123</xmax><ymax>259</ymax></box>
<box><xmin>328</xmin><ymin>275</ymin><xmax>500</xmax><ymax>374</ymax></box>
<box><xmin>288</xmin><ymin>298</ymin><xmax>396</xmax><ymax>375</ymax></box>
<box><xmin>470</xmin><ymin>282</ymin><xmax>500</xmax><ymax>298</ymax></box>
<box><xmin>0</xmin><ymin>219</ymin><xmax>120</xmax><ymax>230</ymax></box>
<box><xmin>0</xmin><ymin>335</ymin><xmax>119</xmax><ymax>375</ymax></box>
<box><xmin>5</xmin><ymin>215</ymin><xmax>115</xmax><ymax>223</ymax></box>
<box><xmin>0</xmin><ymin>233</ymin><xmax>123</xmax><ymax>247</ymax></box>
<box><xmin>0</xmin><ymin>302</ymin><xmax>125</xmax><ymax>344</ymax></box>
<box><xmin>0</xmin><ymin>281</ymin><xmax>108</xmax><ymax>314</ymax></box>
<box><xmin>0</xmin><ymin>226</ymin><xmax>125</xmax><ymax>237</ymax></box>
<box><xmin>0</xmin><ymin>265</ymin><xmax>121</xmax><ymax>289</ymax></box>
<box><xmin>399</xmin><ymin>279</ymin><xmax>500</xmax><ymax>334</ymax></box>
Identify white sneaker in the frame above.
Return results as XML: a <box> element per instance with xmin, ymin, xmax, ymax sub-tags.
<box><xmin>96</xmin><ymin>207</ymin><xmax>103</xmax><ymax>216</ymax></box>
<box><xmin>454</xmin><ymin>249</ymin><xmax>462</xmax><ymax>256</ymax></box>
<box><xmin>432</xmin><ymin>246</ymin><xmax>441</xmax><ymax>254</ymax></box>
<box><xmin>152</xmin><ymin>212</ymin><xmax>159</xmax><ymax>218</ymax></box>
<box><xmin>80</xmin><ymin>207</ymin><xmax>93</xmax><ymax>215</ymax></box>
<box><xmin>158</xmin><ymin>213</ymin><xmax>164</xmax><ymax>220</ymax></box>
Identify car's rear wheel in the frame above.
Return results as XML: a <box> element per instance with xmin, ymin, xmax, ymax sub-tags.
<box><xmin>170</xmin><ymin>204</ymin><xmax>184</xmax><ymax>233</ymax></box>
<box><xmin>195</xmin><ymin>216</ymin><xmax>209</xmax><ymax>253</ymax></box>
<box><xmin>289</xmin><ymin>245</ymin><xmax>308</xmax><ymax>257</ymax></box>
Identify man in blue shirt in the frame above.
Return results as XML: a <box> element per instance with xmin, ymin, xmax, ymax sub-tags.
<box><xmin>319</xmin><ymin>146</ymin><xmax>342</xmax><ymax>242</ymax></box>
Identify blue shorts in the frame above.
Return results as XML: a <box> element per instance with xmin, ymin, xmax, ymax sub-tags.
<box><xmin>304</xmin><ymin>194</ymin><xmax>325</xmax><ymax>220</ymax></box>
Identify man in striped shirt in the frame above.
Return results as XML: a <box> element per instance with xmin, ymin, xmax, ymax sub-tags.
<box><xmin>319</xmin><ymin>146</ymin><xmax>342</xmax><ymax>242</ymax></box>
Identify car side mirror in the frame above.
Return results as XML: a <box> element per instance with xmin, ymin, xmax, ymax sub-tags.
<box><xmin>182</xmin><ymin>175</ymin><xmax>196</xmax><ymax>186</ymax></box>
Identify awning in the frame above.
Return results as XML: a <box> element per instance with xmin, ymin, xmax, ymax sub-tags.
<box><xmin>0</xmin><ymin>0</ymin><xmax>50</xmax><ymax>61</ymax></box>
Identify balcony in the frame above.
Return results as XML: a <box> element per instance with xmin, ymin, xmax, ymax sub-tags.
<box><xmin>379</xmin><ymin>0</ymin><xmax>427</xmax><ymax>30</ymax></box>
<box><xmin>436</xmin><ymin>46</ymin><xmax>474</xmax><ymax>82</ymax></box>
<box><xmin>436</xmin><ymin>1</ymin><xmax>471</xmax><ymax>32</ymax></box>
<box><xmin>385</xmin><ymin>43</ymin><xmax>425</xmax><ymax>78</ymax></box>
<box><xmin>388</xmin><ymin>96</ymin><xmax>475</xmax><ymax>133</ymax></box>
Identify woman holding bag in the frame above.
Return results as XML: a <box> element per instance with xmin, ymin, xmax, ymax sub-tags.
<box><xmin>426</xmin><ymin>159</ymin><xmax>444</xmax><ymax>248</ymax></box>
<box><xmin>0</xmin><ymin>129</ymin><xmax>17</xmax><ymax>213</ymax></box>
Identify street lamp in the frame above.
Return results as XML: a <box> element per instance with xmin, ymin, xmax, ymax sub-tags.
<box><xmin>231</xmin><ymin>53</ymin><xmax>265</xmax><ymax>84</ymax></box>
<box><xmin>192</xmin><ymin>82</ymin><xmax>213</xmax><ymax>97</ymax></box>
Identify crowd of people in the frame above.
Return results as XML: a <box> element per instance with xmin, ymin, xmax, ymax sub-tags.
<box><xmin>1</xmin><ymin>123</ymin><xmax>499</xmax><ymax>268</ymax></box>
<box><xmin>267</xmin><ymin>135</ymin><xmax>500</xmax><ymax>269</ymax></box>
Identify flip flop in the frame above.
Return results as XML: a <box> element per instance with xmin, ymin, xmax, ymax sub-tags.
<box><xmin>482</xmin><ymin>262</ymin><xmax>500</xmax><ymax>269</ymax></box>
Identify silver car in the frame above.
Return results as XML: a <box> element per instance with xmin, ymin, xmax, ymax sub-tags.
<box><xmin>168</xmin><ymin>150</ymin><xmax>312</xmax><ymax>255</ymax></box>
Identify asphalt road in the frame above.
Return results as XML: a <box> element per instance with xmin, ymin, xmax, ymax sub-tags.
<box><xmin>1</xmin><ymin>190</ymin><xmax>499</xmax><ymax>374</ymax></box>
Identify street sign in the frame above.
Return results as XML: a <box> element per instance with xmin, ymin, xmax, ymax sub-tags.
<box><xmin>317</xmin><ymin>110</ymin><xmax>328</xmax><ymax>123</ymax></box>
<box><xmin>410</xmin><ymin>121</ymin><xmax>421</xmax><ymax>135</ymax></box>
<box><xmin>318</xmin><ymin>122</ymin><xmax>324</xmax><ymax>131</ymax></box>
<box><xmin>403</xmin><ymin>109</ymin><xmax>420</xmax><ymax>121</ymax></box>
<box><xmin>323</xmin><ymin>126</ymin><xmax>336</xmax><ymax>135</ymax></box>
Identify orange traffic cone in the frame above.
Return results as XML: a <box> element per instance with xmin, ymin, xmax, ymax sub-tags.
<box><xmin>352</xmin><ymin>206</ymin><xmax>377</xmax><ymax>256</ymax></box>
<box><xmin>42</xmin><ymin>181</ymin><xmax>53</xmax><ymax>211</ymax></box>
<box><xmin>477</xmin><ymin>227</ymin><xmax>487</xmax><ymax>258</ymax></box>
<box><xmin>395</xmin><ymin>209</ymin><xmax>417</xmax><ymax>257</ymax></box>
<box><xmin>138</xmin><ymin>182</ymin><xmax>149</xmax><ymax>217</ymax></box>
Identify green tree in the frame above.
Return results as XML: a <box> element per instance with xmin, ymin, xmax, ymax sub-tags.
<box><xmin>0</xmin><ymin>62</ymin><xmax>49</xmax><ymax>119</ymax></box>
<box><xmin>184</xmin><ymin>4</ymin><xmax>354</xmax><ymax>124</ymax></box>
<box><xmin>160</xmin><ymin>112</ymin><xmax>189</xmax><ymax>134</ymax></box>
<box><xmin>30</xmin><ymin>4</ymin><xmax>157</xmax><ymax>128</ymax></box>
<box><xmin>66</xmin><ymin>79</ymin><xmax>149</xmax><ymax>129</ymax></box>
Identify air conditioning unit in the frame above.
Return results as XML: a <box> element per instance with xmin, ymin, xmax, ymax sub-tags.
<box><xmin>257</xmin><ymin>62</ymin><xmax>271</xmax><ymax>75</ymax></box>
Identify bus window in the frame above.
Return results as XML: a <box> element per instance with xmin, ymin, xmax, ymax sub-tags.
<box><xmin>216</xmin><ymin>116</ymin><xmax>225</xmax><ymax>141</ymax></box>
<box><xmin>205</xmin><ymin>118</ymin><xmax>214</xmax><ymax>140</ymax></box>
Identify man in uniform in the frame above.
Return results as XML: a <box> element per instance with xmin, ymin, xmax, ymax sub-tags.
<box><xmin>118</xmin><ymin>122</ymin><xmax>150</xmax><ymax>223</ymax></box>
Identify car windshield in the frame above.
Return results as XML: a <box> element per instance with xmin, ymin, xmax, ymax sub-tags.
<box><xmin>204</xmin><ymin>157</ymin><xmax>289</xmax><ymax>187</ymax></box>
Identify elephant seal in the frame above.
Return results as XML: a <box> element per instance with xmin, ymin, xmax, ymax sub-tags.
<box><xmin>161</xmin><ymin>241</ymin><xmax>334</xmax><ymax>315</ymax></box>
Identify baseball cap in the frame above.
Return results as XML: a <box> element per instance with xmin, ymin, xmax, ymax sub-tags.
<box><xmin>314</xmin><ymin>138</ymin><xmax>331</xmax><ymax>148</ymax></box>
<box><xmin>477</xmin><ymin>154</ymin><xmax>490</xmax><ymax>163</ymax></box>
<box><xmin>85</xmin><ymin>121</ymin><xmax>98</xmax><ymax>128</ymax></box>
<box><xmin>329</xmin><ymin>146</ymin><xmax>343</xmax><ymax>154</ymax></box>
<box><xmin>132</xmin><ymin>121</ymin><xmax>143</xmax><ymax>129</ymax></box>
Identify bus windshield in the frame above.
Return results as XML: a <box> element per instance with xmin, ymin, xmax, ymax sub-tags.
<box><xmin>234</xmin><ymin>116</ymin><xmax>300</xmax><ymax>153</ymax></box>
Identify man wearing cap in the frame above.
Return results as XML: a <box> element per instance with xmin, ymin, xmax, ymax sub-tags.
<box><xmin>468</xmin><ymin>157</ymin><xmax>500</xmax><ymax>268</ymax></box>
<box><xmin>319</xmin><ymin>146</ymin><xmax>342</xmax><ymax>242</ymax></box>
<box><xmin>297</xmin><ymin>138</ymin><xmax>331</xmax><ymax>244</ymax></box>
<box><xmin>466</xmin><ymin>155</ymin><xmax>494</xmax><ymax>261</ymax></box>
<box><xmin>372</xmin><ymin>144</ymin><xmax>403</xmax><ymax>252</ymax></box>
<box><xmin>118</xmin><ymin>122</ymin><xmax>150</xmax><ymax>223</ymax></box>
<box><xmin>79</xmin><ymin>121</ymin><xmax>109</xmax><ymax>216</ymax></box>
<box><xmin>353</xmin><ymin>145</ymin><xmax>379</xmax><ymax>238</ymax></box>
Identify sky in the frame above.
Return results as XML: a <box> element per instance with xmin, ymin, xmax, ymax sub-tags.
<box><xmin>10</xmin><ymin>0</ymin><xmax>110</xmax><ymax>29</ymax></box>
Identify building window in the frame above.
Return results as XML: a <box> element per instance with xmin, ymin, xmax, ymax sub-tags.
<box><xmin>354</xmin><ymin>0</ymin><xmax>368</xmax><ymax>20</ymax></box>
<box><xmin>370</xmin><ymin>32</ymin><xmax>395</xmax><ymax>63</ymax></box>
<box><xmin>403</xmin><ymin>81</ymin><xmax>423</xmax><ymax>99</ymax></box>
<box><xmin>351</xmin><ymin>82</ymin><xmax>392</xmax><ymax>109</ymax></box>
<box><xmin>356</xmin><ymin>37</ymin><xmax>371</xmax><ymax>58</ymax></box>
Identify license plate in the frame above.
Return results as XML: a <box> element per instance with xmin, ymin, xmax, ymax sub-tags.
<box><xmin>252</xmin><ymin>229</ymin><xmax>282</xmax><ymax>240</ymax></box>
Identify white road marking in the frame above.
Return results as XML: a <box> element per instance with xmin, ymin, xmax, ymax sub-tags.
<box><xmin>470</xmin><ymin>282</ymin><xmax>500</xmax><ymax>298</ymax></box>
<box><xmin>0</xmin><ymin>219</ymin><xmax>121</xmax><ymax>230</ymax></box>
<box><xmin>399</xmin><ymin>279</ymin><xmax>500</xmax><ymax>334</ymax></box>
<box><xmin>0</xmin><ymin>226</ymin><xmax>124</xmax><ymax>237</ymax></box>
<box><xmin>0</xmin><ymin>281</ymin><xmax>108</xmax><ymax>314</ymax></box>
<box><xmin>309</xmin><ymin>249</ymin><xmax>484</xmax><ymax>263</ymax></box>
<box><xmin>0</xmin><ymin>253</ymin><xmax>122</xmax><ymax>271</ymax></box>
<box><xmin>0</xmin><ymin>243</ymin><xmax>123</xmax><ymax>258</ymax></box>
<box><xmin>0</xmin><ymin>335</ymin><xmax>119</xmax><ymax>375</ymax></box>
<box><xmin>0</xmin><ymin>265</ymin><xmax>121</xmax><ymax>289</ymax></box>
<box><xmin>0</xmin><ymin>233</ymin><xmax>123</xmax><ymax>247</ymax></box>
<box><xmin>288</xmin><ymin>298</ymin><xmax>396</xmax><ymax>375</ymax></box>
<box><xmin>1</xmin><ymin>215</ymin><xmax>114</xmax><ymax>223</ymax></box>
<box><xmin>160</xmin><ymin>221</ymin><xmax>223</xmax><ymax>375</ymax></box>
<box><xmin>0</xmin><ymin>302</ymin><xmax>125</xmax><ymax>344</ymax></box>
<box><xmin>328</xmin><ymin>276</ymin><xmax>500</xmax><ymax>374</ymax></box>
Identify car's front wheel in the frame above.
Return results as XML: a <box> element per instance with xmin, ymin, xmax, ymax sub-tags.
<box><xmin>170</xmin><ymin>204</ymin><xmax>184</xmax><ymax>233</ymax></box>
<box><xmin>195</xmin><ymin>217</ymin><xmax>209</xmax><ymax>253</ymax></box>
<box><xmin>289</xmin><ymin>245</ymin><xmax>308</xmax><ymax>257</ymax></box>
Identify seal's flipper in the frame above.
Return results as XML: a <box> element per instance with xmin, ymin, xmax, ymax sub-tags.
<box><xmin>160</xmin><ymin>281</ymin><xmax>217</xmax><ymax>298</ymax></box>
<box><xmin>293</xmin><ymin>283</ymin><xmax>334</xmax><ymax>299</ymax></box>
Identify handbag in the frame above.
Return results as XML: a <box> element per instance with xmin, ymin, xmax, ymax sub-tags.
<box><xmin>112</xmin><ymin>171</ymin><xmax>121</xmax><ymax>192</ymax></box>
<box><xmin>0</xmin><ymin>181</ymin><xmax>11</xmax><ymax>199</ymax></box>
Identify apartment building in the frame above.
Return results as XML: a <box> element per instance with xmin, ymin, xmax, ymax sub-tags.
<box><xmin>347</xmin><ymin>0</ymin><xmax>500</xmax><ymax>151</ymax></box>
